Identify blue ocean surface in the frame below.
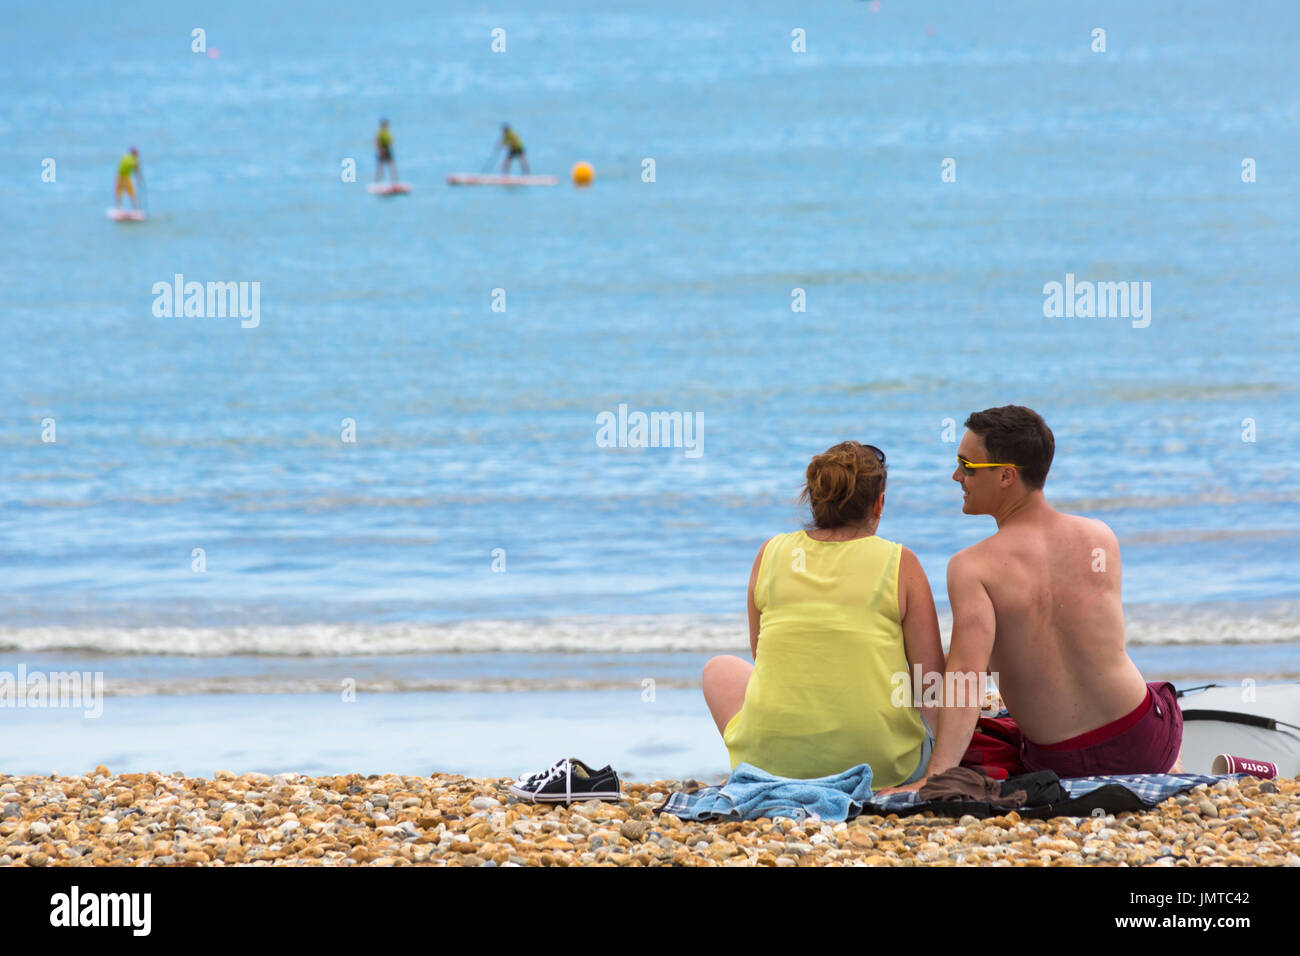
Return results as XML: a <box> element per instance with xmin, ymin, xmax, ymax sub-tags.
<box><xmin>0</xmin><ymin>0</ymin><xmax>1297</xmax><ymax>778</ymax></box>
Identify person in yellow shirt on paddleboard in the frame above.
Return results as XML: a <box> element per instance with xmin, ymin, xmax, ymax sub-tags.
<box><xmin>115</xmin><ymin>147</ymin><xmax>142</xmax><ymax>210</ymax></box>
<box><xmin>497</xmin><ymin>124</ymin><xmax>529</xmax><ymax>174</ymax></box>
<box><xmin>375</xmin><ymin>119</ymin><xmax>399</xmax><ymax>182</ymax></box>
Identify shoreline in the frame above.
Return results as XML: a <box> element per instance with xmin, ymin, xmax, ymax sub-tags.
<box><xmin>2</xmin><ymin>768</ymin><xmax>1297</xmax><ymax>867</ymax></box>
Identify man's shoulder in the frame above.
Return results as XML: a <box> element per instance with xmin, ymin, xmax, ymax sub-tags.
<box><xmin>946</xmin><ymin>522</ymin><xmax>1030</xmax><ymax>581</ymax></box>
<box><xmin>947</xmin><ymin>540</ymin><xmax>993</xmax><ymax>579</ymax></box>
<box><xmin>1056</xmin><ymin>509</ymin><xmax>1119</xmax><ymax>544</ymax></box>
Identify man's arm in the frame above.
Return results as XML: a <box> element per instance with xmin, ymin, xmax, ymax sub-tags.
<box><xmin>927</xmin><ymin>551</ymin><xmax>998</xmax><ymax>776</ymax></box>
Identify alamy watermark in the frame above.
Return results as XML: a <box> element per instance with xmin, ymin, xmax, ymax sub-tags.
<box><xmin>595</xmin><ymin>403</ymin><xmax>703</xmax><ymax>459</ymax></box>
<box><xmin>0</xmin><ymin>665</ymin><xmax>103</xmax><ymax>718</ymax></box>
<box><xmin>50</xmin><ymin>886</ymin><xmax>150</xmax><ymax>935</ymax></box>
<box><xmin>152</xmin><ymin>273</ymin><xmax>260</xmax><ymax>328</ymax></box>
<box><xmin>890</xmin><ymin>665</ymin><xmax>1001</xmax><ymax>715</ymax></box>
<box><xmin>1042</xmin><ymin>273</ymin><xmax>1150</xmax><ymax>328</ymax></box>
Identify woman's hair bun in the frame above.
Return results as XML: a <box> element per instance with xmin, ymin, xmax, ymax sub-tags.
<box><xmin>800</xmin><ymin>441</ymin><xmax>886</xmax><ymax>530</ymax></box>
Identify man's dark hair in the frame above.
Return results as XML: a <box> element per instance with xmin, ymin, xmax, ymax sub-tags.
<box><xmin>964</xmin><ymin>405</ymin><xmax>1055</xmax><ymax>490</ymax></box>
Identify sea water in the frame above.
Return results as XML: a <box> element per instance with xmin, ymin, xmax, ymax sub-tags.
<box><xmin>1</xmin><ymin>0</ymin><xmax>1297</xmax><ymax>778</ymax></box>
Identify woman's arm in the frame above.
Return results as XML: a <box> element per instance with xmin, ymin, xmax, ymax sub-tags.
<box><xmin>898</xmin><ymin>546</ymin><xmax>944</xmax><ymax>737</ymax></box>
<box><xmin>746</xmin><ymin>539</ymin><xmax>771</xmax><ymax>661</ymax></box>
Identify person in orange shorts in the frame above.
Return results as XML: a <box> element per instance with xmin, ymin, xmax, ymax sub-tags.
<box><xmin>115</xmin><ymin>147</ymin><xmax>141</xmax><ymax>209</ymax></box>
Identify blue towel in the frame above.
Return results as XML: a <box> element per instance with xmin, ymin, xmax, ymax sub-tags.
<box><xmin>663</xmin><ymin>762</ymin><xmax>874</xmax><ymax>823</ymax></box>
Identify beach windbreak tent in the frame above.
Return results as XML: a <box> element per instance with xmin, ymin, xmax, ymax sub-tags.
<box><xmin>1178</xmin><ymin>681</ymin><xmax>1300</xmax><ymax>776</ymax></box>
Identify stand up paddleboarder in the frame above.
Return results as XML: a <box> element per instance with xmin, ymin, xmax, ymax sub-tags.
<box><xmin>114</xmin><ymin>147</ymin><xmax>142</xmax><ymax>211</ymax></box>
<box><xmin>375</xmin><ymin>119</ymin><xmax>398</xmax><ymax>183</ymax></box>
<box><xmin>497</xmin><ymin>123</ymin><xmax>529</xmax><ymax>174</ymax></box>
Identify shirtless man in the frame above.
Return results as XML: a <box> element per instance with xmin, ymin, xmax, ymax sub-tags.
<box><xmin>902</xmin><ymin>405</ymin><xmax>1183</xmax><ymax>787</ymax></box>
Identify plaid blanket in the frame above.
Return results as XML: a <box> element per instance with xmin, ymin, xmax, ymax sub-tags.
<box><xmin>658</xmin><ymin>772</ymin><xmax>1230</xmax><ymax>822</ymax></box>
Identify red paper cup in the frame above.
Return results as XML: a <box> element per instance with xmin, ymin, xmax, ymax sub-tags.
<box><xmin>1210</xmin><ymin>754</ymin><xmax>1278</xmax><ymax>779</ymax></box>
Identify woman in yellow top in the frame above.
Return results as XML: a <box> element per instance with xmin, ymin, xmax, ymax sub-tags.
<box><xmin>702</xmin><ymin>441</ymin><xmax>945</xmax><ymax>787</ymax></box>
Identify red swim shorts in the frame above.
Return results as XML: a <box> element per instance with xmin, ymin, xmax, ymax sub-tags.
<box><xmin>1019</xmin><ymin>681</ymin><xmax>1184</xmax><ymax>777</ymax></box>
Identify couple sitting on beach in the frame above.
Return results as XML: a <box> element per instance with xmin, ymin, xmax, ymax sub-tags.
<box><xmin>702</xmin><ymin>405</ymin><xmax>1184</xmax><ymax>790</ymax></box>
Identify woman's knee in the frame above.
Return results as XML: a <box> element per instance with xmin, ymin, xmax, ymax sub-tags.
<box><xmin>702</xmin><ymin>654</ymin><xmax>746</xmax><ymax>685</ymax></box>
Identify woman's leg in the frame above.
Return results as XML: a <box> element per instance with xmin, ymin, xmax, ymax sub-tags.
<box><xmin>701</xmin><ymin>655</ymin><xmax>753</xmax><ymax>736</ymax></box>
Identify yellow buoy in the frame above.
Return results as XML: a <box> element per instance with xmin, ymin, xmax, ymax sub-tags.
<box><xmin>571</xmin><ymin>161</ymin><xmax>594</xmax><ymax>186</ymax></box>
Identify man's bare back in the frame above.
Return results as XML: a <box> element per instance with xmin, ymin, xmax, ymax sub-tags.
<box><xmin>953</xmin><ymin>504</ymin><xmax>1148</xmax><ymax>745</ymax></box>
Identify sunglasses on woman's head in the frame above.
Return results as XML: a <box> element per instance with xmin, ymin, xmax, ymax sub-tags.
<box><xmin>863</xmin><ymin>444</ymin><xmax>885</xmax><ymax>466</ymax></box>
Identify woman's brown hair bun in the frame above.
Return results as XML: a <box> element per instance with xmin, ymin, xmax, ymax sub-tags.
<box><xmin>799</xmin><ymin>441</ymin><xmax>886</xmax><ymax>530</ymax></box>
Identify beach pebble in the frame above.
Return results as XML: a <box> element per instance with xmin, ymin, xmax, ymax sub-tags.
<box><xmin>620</xmin><ymin>820</ymin><xmax>650</xmax><ymax>842</ymax></box>
<box><xmin>707</xmin><ymin>840</ymin><xmax>741</xmax><ymax>860</ymax></box>
<box><xmin>470</xmin><ymin>797</ymin><xmax>499</xmax><ymax>811</ymax></box>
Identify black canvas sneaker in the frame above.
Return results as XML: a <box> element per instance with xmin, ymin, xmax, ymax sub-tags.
<box><xmin>508</xmin><ymin>757</ymin><xmax>621</xmax><ymax>804</ymax></box>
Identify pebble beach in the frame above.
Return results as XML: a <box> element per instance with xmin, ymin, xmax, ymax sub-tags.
<box><xmin>2</xmin><ymin>768</ymin><xmax>1298</xmax><ymax>867</ymax></box>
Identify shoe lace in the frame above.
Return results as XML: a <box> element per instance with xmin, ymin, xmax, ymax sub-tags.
<box><xmin>517</xmin><ymin>759</ymin><xmax>574</xmax><ymax>801</ymax></box>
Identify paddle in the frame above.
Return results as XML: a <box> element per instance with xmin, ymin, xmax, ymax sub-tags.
<box><xmin>480</xmin><ymin>145</ymin><xmax>501</xmax><ymax>173</ymax></box>
<box><xmin>137</xmin><ymin>167</ymin><xmax>149</xmax><ymax>215</ymax></box>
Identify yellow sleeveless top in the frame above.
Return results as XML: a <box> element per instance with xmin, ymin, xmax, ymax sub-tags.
<box><xmin>723</xmin><ymin>530</ymin><xmax>926</xmax><ymax>786</ymax></box>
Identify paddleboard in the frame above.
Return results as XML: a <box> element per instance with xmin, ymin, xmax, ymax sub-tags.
<box><xmin>107</xmin><ymin>208</ymin><xmax>146</xmax><ymax>222</ymax></box>
<box><xmin>446</xmin><ymin>173</ymin><xmax>558</xmax><ymax>187</ymax></box>
<box><xmin>367</xmin><ymin>182</ymin><xmax>411</xmax><ymax>196</ymax></box>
